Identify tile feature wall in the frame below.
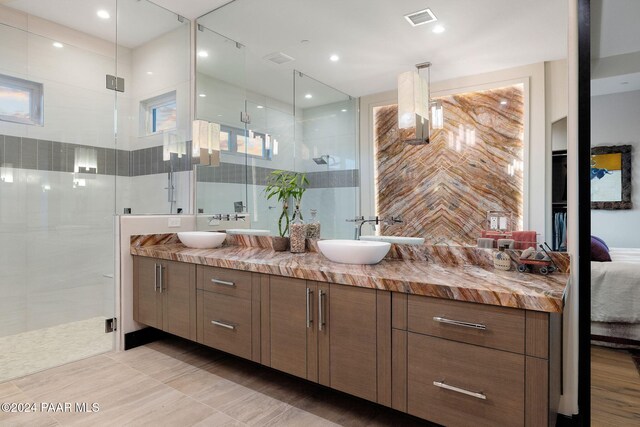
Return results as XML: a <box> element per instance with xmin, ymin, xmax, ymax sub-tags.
<box><xmin>375</xmin><ymin>85</ymin><xmax>525</xmax><ymax>246</ymax></box>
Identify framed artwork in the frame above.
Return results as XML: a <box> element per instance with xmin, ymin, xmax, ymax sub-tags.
<box><xmin>590</xmin><ymin>145</ymin><xmax>632</xmax><ymax>209</ymax></box>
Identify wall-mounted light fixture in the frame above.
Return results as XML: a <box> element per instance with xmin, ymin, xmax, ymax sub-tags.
<box><xmin>397</xmin><ymin>62</ymin><xmax>444</xmax><ymax>144</ymax></box>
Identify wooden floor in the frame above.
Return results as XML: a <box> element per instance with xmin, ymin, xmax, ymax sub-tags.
<box><xmin>591</xmin><ymin>345</ymin><xmax>640</xmax><ymax>426</ymax></box>
<box><xmin>0</xmin><ymin>337</ymin><xmax>431</xmax><ymax>426</ymax></box>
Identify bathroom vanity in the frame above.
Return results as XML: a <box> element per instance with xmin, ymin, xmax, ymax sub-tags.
<box><xmin>131</xmin><ymin>235</ymin><xmax>567</xmax><ymax>427</ymax></box>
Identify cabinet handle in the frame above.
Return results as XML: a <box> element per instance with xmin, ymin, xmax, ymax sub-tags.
<box><xmin>306</xmin><ymin>288</ymin><xmax>313</xmax><ymax>328</ymax></box>
<box><xmin>211</xmin><ymin>278</ymin><xmax>235</xmax><ymax>287</ymax></box>
<box><xmin>318</xmin><ymin>290</ymin><xmax>326</xmax><ymax>331</ymax></box>
<box><xmin>433</xmin><ymin>380</ymin><xmax>487</xmax><ymax>400</ymax></box>
<box><xmin>211</xmin><ymin>320</ymin><xmax>236</xmax><ymax>330</ymax></box>
<box><xmin>433</xmin><ymin>316</ymin><xmax>486</xmax><ymax>330</ymax></box>
<box><xmin>154</xmin><ymin>263</ymin><xmax>159</xmax><ymax>292</ymax></box>
<box><xmin>158</xmin><ymin>265</ymin><xmax>164</xmax><ymax>293</ymax></box>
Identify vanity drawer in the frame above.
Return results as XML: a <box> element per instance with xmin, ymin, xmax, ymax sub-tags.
<box><xmin>200</xmin><ymin>290</ymin><xmax>252</xmax><ymax>359</ymax></box>
<box><xmin>407</xmin><ymin>333</ymin><xmax>524</xmax><ymax>427</ymax></box>
<box><xmin>407</xmin><ymin>295</ymin><xmax>525</xmax><ymax>353</ymax></box>
<box><xmin>197</xmin><ymin>266</ymin><xmax>252</xmax><ymax>300</ymax></box>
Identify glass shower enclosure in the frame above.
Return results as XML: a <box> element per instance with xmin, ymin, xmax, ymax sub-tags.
<box><xmin>0</xmin><ymin>0</ymin><xmax>190</xmax><ymax>382</ymax></box>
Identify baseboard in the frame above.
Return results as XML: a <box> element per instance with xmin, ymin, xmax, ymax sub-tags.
<box><xmin>556</xmin><ymin>413</ymin><xmax>580</xmax><ymax>427</ymax></box>
<box><xmin>124</xmin><ymin>327</ymin><xmax>167</xmax><ymax>350</ymax></box>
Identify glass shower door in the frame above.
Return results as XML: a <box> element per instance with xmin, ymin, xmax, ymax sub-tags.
<box><xmin>0</xmin><ymin>2</ymin><xmax>117</xmax><ymax>381</ymax></box>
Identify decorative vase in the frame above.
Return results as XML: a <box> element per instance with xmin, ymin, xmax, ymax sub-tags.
<box><xmin>289</xmin><ymin>206</ymin><xmax>306</xmax><ymax>253</ymax></box>
<box><xmin>493</xmin><ymin>247</ymin><xmax>512</xmax><ymax>271</ymax></box>
<box><xmin>306</xmin><ymin>209</ymin><xmax>321</xmax><ymax>239</ymax></box>
<box><xmin>273</xmin><ymin>236</ymin><xmax>289</xmax><ymax>252</ymax></box>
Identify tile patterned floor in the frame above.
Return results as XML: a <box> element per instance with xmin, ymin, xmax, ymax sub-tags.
<box><xmin>0</xmin><ymin>337</ymin><xmax>431</xmax><ymax>426</ymax></box>
<box><xmin>0</xmin><ymin>317</ymin><xmax>113</xmax><ymax>383</ymax></box>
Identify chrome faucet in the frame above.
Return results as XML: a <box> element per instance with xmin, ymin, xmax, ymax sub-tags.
<box><xmin>347</xmin><ymin>216</ymin><xmax>381</xmax><ymax>240</ymax></box>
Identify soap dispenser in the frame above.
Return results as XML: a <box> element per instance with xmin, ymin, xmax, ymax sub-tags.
<box><xmin>493</xmin><ymin>246</ymin><xmax>512</xmax><ymax>271</ymax></box>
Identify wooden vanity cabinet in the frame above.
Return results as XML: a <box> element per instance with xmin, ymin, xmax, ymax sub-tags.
<box><xmin>262</xmin><ymin>277</ymin><xmax>391</xmax><ymax>405</ymax></box>
<box><xmin>393</xmin><ymin>293</ymin><xmax>561</xmax><ymax>427</ymax></box>
<box><xmin>196</xmin><ymin>266</ymin><xmax>261</xmax><ymax>362</ymax></box>
<box><xmin>133</xmin><ymin>256</ymin><xmax>196</xmax><ymax>341</ymax></box>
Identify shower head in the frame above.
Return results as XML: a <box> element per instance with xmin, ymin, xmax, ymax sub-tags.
<box><xmin>313</xmin><ymin>155</ymin><xmax>330</xmax><ymax>165</ymax></box>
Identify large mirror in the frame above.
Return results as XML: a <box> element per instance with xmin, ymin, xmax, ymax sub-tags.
<box><xmin>195</xmin><ymin>3</ymin><xmax>358</xmax><ymax>239</ymax></box>
<box><xmin>195</xmin><ymin>0</ymin><xmax>567</xmax><ymax>248</ymax></box>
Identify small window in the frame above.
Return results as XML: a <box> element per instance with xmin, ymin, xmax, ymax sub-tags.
<box><xmin>0</xmin><ymin>73</ymin><xmax>44</xmax><ymax>126</ymax></box>
<box><xmin>140</xmin><ymin>91</ymin><xmax>176</xmax><ymax>135</ymax></box>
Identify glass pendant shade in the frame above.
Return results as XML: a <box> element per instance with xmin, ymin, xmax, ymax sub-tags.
<box><xmin>431</xmin><ymin>100</ymin><xmax>444</xmax><ymax>130</ymax></box>
<box><xmin>398</xmin><ymin>69</ymin><xmax>431</xmax><ymax>144</ymax></box>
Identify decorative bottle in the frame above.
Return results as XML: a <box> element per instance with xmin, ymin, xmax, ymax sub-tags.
<box><xmin>493</xmin><ymin>245</ymin><xmax>512</xmax><ymax>271</ymax></box>
<box><xmin>289</xmin><ymin>205</ymin><xmax>306</xmax><ymax>253</ymax></box>
<box><xmin>306</xmin><ymin>209</ymin><xmax>321</xmax><ymax>239</ymax></box>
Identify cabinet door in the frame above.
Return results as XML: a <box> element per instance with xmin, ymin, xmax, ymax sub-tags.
<box><xmin>133</xmin><ymin>256</ymin><xmax>161</xmax><ymax>329</ymax></box>
<box><xmin>322</xmin><ymin>283</ymin><xmax>378</xmax><ymax>402</ymax></box>
<box><xmin>269</xmin><ymin>276</ymin><xmax>317</xmax><ymax>380</ymax></box>
<box><xmin>162</xmin><ymin>260</ymin><xmax>196</xmax><ymax>340</ymax></box>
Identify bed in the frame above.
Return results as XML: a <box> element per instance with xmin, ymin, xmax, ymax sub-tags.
<box><xmin>591</xmin><ymin>248</ymin><xmax>640</xmax><ymax>349</ymax></box>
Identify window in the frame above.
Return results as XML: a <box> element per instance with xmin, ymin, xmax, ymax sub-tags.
<box><xmin>0</xmin><ymin>73</ymin><xmax>44</xmax><ymax>126</ymax></box>
<box><xmin>140</xmin><ymin>91</ymin><xmax>176</xmax><ymax>135</ymax></box>
<box><xmin>218</xmin><ymin>125</ymin><xmax>271</xmax><ymax>160</ymax></box>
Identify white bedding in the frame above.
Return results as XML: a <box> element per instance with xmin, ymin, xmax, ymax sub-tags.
<box><xmin>591</xmin><ymin>248</ymin><xmax>640</xmax><ymax>323</ymax></box>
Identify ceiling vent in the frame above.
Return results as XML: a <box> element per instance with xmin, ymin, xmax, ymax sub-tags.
<box><xmin>263</xmin><ymin>52</ymin><xmax>295</xmax><ymax>65</ymax></box>
<box><xmin>404</xmin><ymin>8</ymin><xmax>437</xmax><ymax>27</ymax></box>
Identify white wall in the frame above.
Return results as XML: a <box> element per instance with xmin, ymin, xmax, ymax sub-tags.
<box><xmin>591</xmin><ymin>89</ymin><xmax>640</xmax><ymax>247</ymax></box>
<box><xmin>0</xmin><ymin>5</ymin><xmax>120</xmax><ymax>148</ymax></box>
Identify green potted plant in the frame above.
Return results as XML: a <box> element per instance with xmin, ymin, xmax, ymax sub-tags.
<box><xmin>265</xmin><ymin>170</ymin><xmax>309</xmax><ymax>251</ymax></box>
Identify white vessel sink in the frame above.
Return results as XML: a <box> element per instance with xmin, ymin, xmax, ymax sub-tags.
<box><xmin>225</xmin><ymin>229</ymin><xmax>271</xmax><ymax>236</ymax></box>
<box><xmin>178</xmin><ymin>232</ymin><xmax>226</xmax><ymax>249</ymax></box>
<box><xmin>317</xmin><ymin>240</ymin><xmax>391</xmax><ymax>265</ymax></box>
<box><xmin>360</xmin><ymin>236</ymin><xmax>425</xmax><ymax>246</ymax></box>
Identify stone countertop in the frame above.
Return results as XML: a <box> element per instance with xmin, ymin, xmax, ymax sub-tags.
<box><xmin>131</xmin><ymin>242</ymin><xmax>568</xmax><ymax>313</ymax></box>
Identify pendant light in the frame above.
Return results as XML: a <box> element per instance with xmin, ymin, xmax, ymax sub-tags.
<box><xmin>397</xmin><ymin>62</ymin><xmax>443</xmax><ymax>144</ymax></box>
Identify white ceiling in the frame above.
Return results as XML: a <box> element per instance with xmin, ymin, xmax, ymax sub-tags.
<box><xmin>5</xmin><ymin>0</ymin><xmax>573</xmax><ymax>100</ymax></box>
<box><xmin>196</xmin><ymin>0</ymin><xmax>568</xmax><ymax>98</ymax></box>
<box><xmin>6</xmin><ymin>0</ymin><xmax>186</xmax><ymax>48</ymax></box>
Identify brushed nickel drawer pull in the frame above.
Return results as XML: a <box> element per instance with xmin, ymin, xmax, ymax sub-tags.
<box><xmin>433</xmin><ymin>381</ymin><xmax>487</xmax><ymax>400</ymax></box>
<box><xmin>154</xmin><ymin>263</ymin><xmax>159</xmax><ymax>292</ymax></box>
<box><xmin>433</xmin><ymin>316</ymin><xmax>487</xmax><ymax>330</ymax></box>
<box><xmin>306</xmin><ymin>288</ymin><xmax>313</xmax><ymax>328</ymax></box>
<box><xmin>211</xmin><ymin>320</ymin><xmax>236</xmax><ymax>330</ymax></box>
<box><xmin>318</xmin><ymin>290</ymin><xmax>326</xmax><ymax>331</ymax></box>
<box><xmin>158</xmin><ymin>265</ymin><xmax>164</xmax><ymax>293</ymax></box>
<box><xmin>211</xmin><ymin>278</ymin><xmax>235</xmax><ymax>287</ymax></box>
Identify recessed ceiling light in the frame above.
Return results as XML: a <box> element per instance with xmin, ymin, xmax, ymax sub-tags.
<box><xmin>500</xmin><ymin>100</ymin><xmax>508</xmax><ymax>105</ymax></box>
<box><xmin>198</xmin><ymin>50</ymin><xmax>209</xmax><ymax>58</ymax></box>
<box><xmin>404</xmin><ymin>8</ymin><xmax>437</xmax><ymax>27</ymax></box>
<box><xmin>257</xmin><ymin>105</ymin><xmax>264</xmax><ymax>109</ymax></box>
<box><xmin>217</xmin><ymin>114</ymin><xmax>223</xmax><ymax>117</ymax></box>
<box><xmin>432</xmin><ymin>25</ymin><xmax>445</xmax><ymax>34</ymax></box>
<box><xmin>96</xmin><ymin>10</ymin><xmax>110</xmax><ymax>19</ymax></box>
<box><xmin>341</xmin><ymin>109</ymin><xmax>347</xmax><ymax>112</ymax></box>
<box><xmin>146</xmin><ymin>71</ymin><xmax>153</xmax><ymax>75</ymax></box>
<box><xmin>52</xmin><ymin>42</ymin><xmax>63</xmax><ymax>48</ymax></box>
<box><xmin>329</xmin><ymin>54</ymin><xmax>339</xmax><ymax>62</ymax></box>
<box><xmin>305</xmin><ymin>94</ymin><xmax>313</xmax><ymax>99</ymax></box>
<box><xmin>199</xmin><ymin>93</ymin><xmax>206</xmax><ymax>97</ymax></box>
